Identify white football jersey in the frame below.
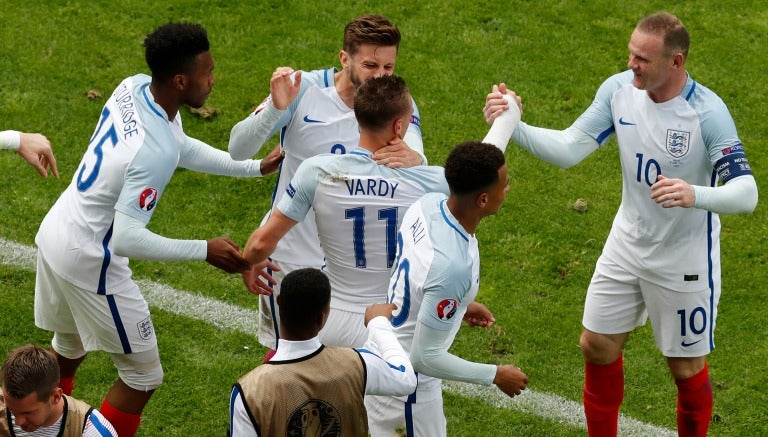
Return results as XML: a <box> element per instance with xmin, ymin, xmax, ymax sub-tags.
<box><xmin>277</xmin><ymin>150</ymin><xmax>448</xmax><ymax>311</ymax></box>
<box><xmin>573</xmin><ymin>70</ymin><xmax>752</xmax><ymax>291</ymax></box>
<box><xmin>259</xmin><ymin>68</ymin><xmax>424</xmax><ymax>267</ymax></box>
<box><xmin>387</xmin><ymin>192</ymin><xmax>480</xmax><ymax>399</ymax></box>
<box><xmin>36</xmin><ymin>74</ymin><xmax>185</xmax><ymax>294</ymax></box>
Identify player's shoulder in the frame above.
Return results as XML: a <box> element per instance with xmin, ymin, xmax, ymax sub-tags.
<box><xmin>301</xmin><ymin>67</ymin><xmax>337</xmax><ymax>89</ymax></box>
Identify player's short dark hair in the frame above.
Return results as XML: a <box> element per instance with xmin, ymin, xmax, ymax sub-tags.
<box><xmin>637</xmin><ymin>11</ymin><xmax>689</xmax><ymax>59</ymax></box>
<box><xmin>279</xmin><ymin>268</ymin><xmax>331</xmax><ymax>332</ymax></box>
<box><xmin>444</xmin><ymin>142</ymin><xmax>506</xmax><ymax>195</ymax></box>
<box><xmin>144</xmin><ymin>22</ymin><xmax>210</xmax><ymax>82</ymax></box>
<box><xmin>354</xmin><ymin>75</ymin><xmax>411</xmax><ymax>132</ymax></box>
<box><xmin>1</xmin><ymin>344</ymin><xmax>60</xmax><ymax>401</ymax></box>
<box><xmin>343</xmin><ymin>14</ymin><xmax>401</xmax><ymax>55</ymax></box>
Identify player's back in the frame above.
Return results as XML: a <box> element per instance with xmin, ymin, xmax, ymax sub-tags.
<box><xmin>269</xmin><ymin>77</ymin><xmax>360</xmax><ymax>267</ymax></box>
<box><xmin>310</xmin><ymin>150</ymin><xmax>448</xmax><ymax>311</ymax></box>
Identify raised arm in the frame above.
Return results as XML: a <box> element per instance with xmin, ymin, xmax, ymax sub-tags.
<box><xmin>228</xmin><ymin>67</ymin><xmax>302</xmax><ymax>160</ymax></box>
<box><xmin>358</xmin><ymin>303</ymin><xmax>417</xmax><ymax>396</ymax></box>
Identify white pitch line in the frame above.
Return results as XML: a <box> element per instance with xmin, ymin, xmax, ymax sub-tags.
<box><xmin>1</xmin><ymin>237</ymin><xmax>674</xmax><ymax>436</ymax></box>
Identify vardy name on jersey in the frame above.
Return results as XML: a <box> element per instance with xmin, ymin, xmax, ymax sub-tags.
<box><xmin>344</xmin><ymin>178</ymin><xmax>399</xmax><ymax>199</ymax></box>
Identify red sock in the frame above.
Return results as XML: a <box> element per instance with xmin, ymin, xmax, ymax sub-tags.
<box><xmin>59</xmin><ymin>376</ymin><xmax>75</xmax><ymax>395</ymax></box>
<box><xmin>262</xmin><ymin>348</ymin><xmax>277</xmax><ymax>363</ymax></box>
<box><xmin>675</xmin><ymin>363</ymin><xmax>712</xmax><ymax>437</ymax></box>
<box><xmin>584</xmin><ymin>354</ymin><xmax>624</xmax><ymax>437</ymax></box>
<box><xmin>100</xmin><ymin>399</ymin><xmax>141</xmax><ymax>437</ymax></box>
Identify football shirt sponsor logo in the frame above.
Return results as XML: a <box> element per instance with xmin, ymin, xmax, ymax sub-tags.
<box><xmin>139</xmin><ymin>187</ymin><xmax>158</xmax><ymax>211</ymax></box>
<box><xmin>436</xmin><ymin>298</ymin><xmax>458</xmax><ymax>321</ymax></box>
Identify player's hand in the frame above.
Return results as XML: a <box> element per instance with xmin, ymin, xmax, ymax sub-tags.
<box><xmin>483</xmin><ymin>83</ymin><xmax>522</xmax><ymax>126</ymax></box>
<box><xmin>242</xmin><ymin>260</ymin><xmax>280</xmax><ymax>295</ymax></box>
<box><xmin>270</xmin><ymin>67</ymin><xmax>301</xmax><ymax>110</ymax></box>
<box><xmin>494</xmin><ymin>364</ymin><xmax>528</xmax><ymax>398</ymax></box>
<box><xmin>650</xmin><ymin>174</ymin><xmax>695</xmax><ymax>208</ymax></box>
<box><xmin>373</xmin><ymin>137</ymin><xmax>423</xmax><ymax>168</ymax></box>
<box><xmin>364</xmin><ymin>303</ymin><xmax>397</xmax><ymax>326</ymax></box>
<box><xmin>463</xmin><ymin>302</ymin><xmax>495</xmax><ymax>328</ymax></box>
<box><xmin>206</xmin><ymin>237</ymin><xmax>251</xmax><ymax>273</ymax></box>
<box><xmin>18</xmin><ymin>132</ymin><xmax>59</xmax><ymax>178</ymax></box>
<box><xmin>259</xmin><ymin>144</ymin><xmax>284</xmax><ymax>175</ymax></box>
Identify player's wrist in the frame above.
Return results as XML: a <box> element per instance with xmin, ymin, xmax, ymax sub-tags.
<box><xmin>0</xmin><ymin>130</ymin><xmax>21</xmax><ymax>150</ymax></box>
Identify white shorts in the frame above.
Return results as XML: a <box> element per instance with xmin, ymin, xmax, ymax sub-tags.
<box><xmin>318</xmin><ymin>307</ymin><xmax>368</xmax><ymax>348</ymax></box>
<box><xmin>583</xmin><ymin>256</ymin><xmax>719</xmax><ymax>357</ymax></box>
<box><xmin>34</xmin><ymin>251</ymin><xmax>157</xmax><ymax>355</ymax></box>
<box><xmin>366</xmin><ymin>392</ymin><xmax>446</xmax><ymax>437</ymax></box>
<box><xmin>258</xmin><ymin>259</ymin><xmax>322</xmax><ymax>349</ymax></box>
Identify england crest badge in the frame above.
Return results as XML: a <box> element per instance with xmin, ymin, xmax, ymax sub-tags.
<box><xmin>666</xmin><ymin>129</ymin><xmax>690</xmax><ymax>158</ymax></box>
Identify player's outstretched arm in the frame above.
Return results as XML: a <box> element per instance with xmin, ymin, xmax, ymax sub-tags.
<box><xmin>410</xmin><ymin>321</ymin><xmax>497</xmax><ymax>386</ymax></box>
<box><xmin>206</xmin><ymin>237</ymin><xmax>251</xmax><ymax>273</ymax></box>
<box><xmin>482</xmin><ymin>83</ymin><xmax>599</xmax><ymax>168</ymax></box>
<box><xmin>243</xmin><ymin>210</ymin><xmax>298</xmax><ymax>265</ymax></box>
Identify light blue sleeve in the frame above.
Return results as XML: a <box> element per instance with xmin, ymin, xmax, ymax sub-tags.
<box><xmin>228</xmin><ymin>68</ymin><xmax>332</xmax><ymax>160</ymax></box>
<box><xmin>404</xmin><ymin>97</ymin><xmax>426</xmax><ymax>163</ymax></box>
<box><xmin>114</xmin><ymin>131</ymin><xmax>177</xmax><ymax>224</ymax></box>
<box><xmin>572</xmin><ymin>70</ymin><xmax>632</xmax><ymax>145</ymax></box>
<box><xmin>409</xmin><ymin>321</ymin><xmax>497</xmax><ymax>386</ymax></box>
<box><xmin>275</xmin><ymin>156</ymin><xmax>324</xmax><ymax>222</ymax></box>
<box><xmin>689</xmin><ymin>85</ymin><xmax>742</xmax><ymax>161</ymax></box>
<box><xmin>418</xmin><ymin>255</ymin><xmax>472</xmax><ymax>331</ymax></box>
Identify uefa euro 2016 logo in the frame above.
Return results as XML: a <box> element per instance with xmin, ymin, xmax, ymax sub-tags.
<box><xmin>436</xmin><ymin>298</ymin><xmax>458</xmax><ymax>321</ymax></box>
<box><xmin>287</xmin><ymin>399</ymin><xmax>341</xmax><ymax>437</ymax></box>
<box><xmin>139</xmin><ymin>187</ymin><xmax>159</xmax><ymax>211</ymax></box>
<box><xmin>666</xmin><ymin>129</ymin><xmax>690</xmax><ymax>158</ymax></box>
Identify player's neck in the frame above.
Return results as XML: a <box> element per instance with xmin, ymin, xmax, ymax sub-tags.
<box><xmin>149</xmin><ymin>83</ymin><xmax>180</xmax><ymax>121</ymax></box>
<box><xmin>334</xmin><ymin>70</ymin><xmax>355</xmax><ymax>108</ymax></box>
<box><xmin>446</xmin><ymin>197</ymin><xmax>480</xmax><ymax>235</ymax></box>
<box><xmin>358</xmin><ymin>132</ymin><xmax>391</xmax><ymax>155</ymax></box>
<box><xmin>647</xmin><ymin>71</ymin><xmax>687</xmax><ymax>103</ymax></box>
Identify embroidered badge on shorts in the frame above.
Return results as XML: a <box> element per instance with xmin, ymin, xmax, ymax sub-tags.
<box><xmin>137</xmin><ymin>316</ymin><xmax>154</xmax><ymax>340</ymax></box>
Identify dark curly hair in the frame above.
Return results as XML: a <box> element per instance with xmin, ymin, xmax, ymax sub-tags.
<box><xmin>278</xmin><ymin>268</ymin><xmax>331</xmax><ymax>334</ymax></box>
<box><xmin>444</xmin><ymin>142</ymin><xmax>505</xmax><ymax>195</ymax></box>
<box><xmin>144</xmin><ymin>22</ymin><xmax>210</xmax><ymax>82</ymax></box>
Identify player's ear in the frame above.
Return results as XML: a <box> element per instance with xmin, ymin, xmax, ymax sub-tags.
<box><xmin>172</xmin><ymin>73</ymin><xmax>187</xmax><ymax>92</ymax></box>
<box><xmin>392</xmin><ymin>117</ymin><xmax>404</xmax><ymax>138</ymax></box>
<box><xmin>339</xmin><ymin>50</ymin><xmax>350</xmax><ymax>69</ymax></box>
<box><xmin>477</xmin><ymin>192</ymin><xmax>489</xmax><ymax>208</ymax></box>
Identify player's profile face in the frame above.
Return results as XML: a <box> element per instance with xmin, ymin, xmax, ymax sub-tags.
<box><xmin>485</xmin><ymin>165</ymin><xmax>510</xmax><ymax>215</ymax></box>
<box><xmin>346</xmin><ymin>44</ymin><xmax>398</xmax><ymax>88</ymax></box>
<box><xmin>2</xmin><ymin>389</ymin><xmax>58</xmax><ymax>432</ymax></box>
<box><xmin>627</xmin><ymin>30</ymin><xmax>673</xmax><ymax>97</ymax></box>
<box><xmin>182</xmin><ymin>51</ymin><xmax>215</xmax><ymax>108</ymax></box>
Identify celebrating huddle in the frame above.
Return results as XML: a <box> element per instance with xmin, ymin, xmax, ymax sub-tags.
<box><xmin>1</xmin><ymin>9</ymin><xmax>757</xmax><ymax>437</ymax></box>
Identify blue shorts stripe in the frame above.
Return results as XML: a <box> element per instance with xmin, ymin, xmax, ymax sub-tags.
<box><xmin>106</xmin><ymin>294</ymin><xmax>132</xmax><ymax>354</ymax></box>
